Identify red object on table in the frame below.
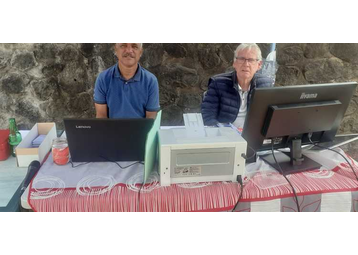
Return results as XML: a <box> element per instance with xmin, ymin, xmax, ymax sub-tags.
<box><xmin>0</xmin><ymin>129</ymin><xmax>10</xmax><ymax>161</ymax></box>
<box><xmin>52</xmin><ymin>147</ymin><xmax>69</xmax><ymax>165</ymax></box>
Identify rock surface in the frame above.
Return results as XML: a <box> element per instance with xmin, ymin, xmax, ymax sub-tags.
<box><xmin>0</xmin><ymin>43</ymin><xmax>357</xmax><ymax>159</ymax></box>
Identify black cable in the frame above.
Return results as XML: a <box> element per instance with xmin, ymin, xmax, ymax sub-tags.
<box><xmin>99</xmin><ymin>158</ymin><xmax>144</xmax><ymax>211</ymax></box>
<box><xmin>70</xmin><ymin>158</ymin><xmax>143</xmax><ymax>171</ymax></box>
<box><xmin>99</xmin><ymin>156</ymin><xmax>143</xmax><ymax>169</ymax></box>
<box><xmin>137</xmin><ymin>182</ymin><xmax>144</xmax><ymax>212</ymax></box>
<box><xmin>111</xmin><ymin>161</ymin><xmax>143</xmax><ymax>169</ymax></box>
<box><xmin>234</xmin><ymin>145</ymin><xmax>256</xmax><ymax>211</ymax></box>
<box><xmin>98</xmin><ymin>157</ymin><xmax>145</xmax><ymax>211</ymax></box>
<box><xmin>232</xmin><ymin>175</ymin><xmax>244</xmax><ymax>212</ymax></box>
<box><xmin>136</xmin><ymin>165</ymin><xmax>146</xmax><ymax>213</ymax></box>
<box><xmin>70</xmin><ymin>156</ymin><xmax>144</xmax><ymax>211</ymax></box>
<box><xmin>308</xmin><ymin>137</ymin><xmax>358</xmax><ymax>183</ymax></box>
<box><xmin>70</xmin><ymin>161</ymin><xmax>91</xmax><ymax>168</ymax></box>
<box><xmin>68</xmin><ymin>155</ymin><xmax>145</xmax><ymax>212</ymax></box>
<box><xmin>271</xmin><ymin>143</ymin><xmax>301</xmax><ymax>212</ymax></box>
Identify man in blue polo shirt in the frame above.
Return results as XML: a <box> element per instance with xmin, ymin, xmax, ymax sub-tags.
<box><xmin>94</xmin><ymin>43</ymin><xmax>160</xmax><ymax>119</ymax></box>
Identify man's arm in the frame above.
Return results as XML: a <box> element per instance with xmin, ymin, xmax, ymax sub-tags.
<box><xmin>146</xmin><ymin>111</ymin><xmax>157</xmax><ymax>119</ymax></box>
<box><xmin>95</xmin><ymin>103</ymin><xmax>108</xmax><ymax>118</ymax></box>
<box><xmin>145</xmin><ymin>76</ymin><xmax>160</xmax><ymax>119</ymax></box>
<box><xmin>201</xmin><ymin>78</ymin><xmax>220</xmax><ymax>126</ymax></box>
<box><xmin>94</xmin><ymin>73</ymin><xmax>109</xmax><ymax>118</ymax></box>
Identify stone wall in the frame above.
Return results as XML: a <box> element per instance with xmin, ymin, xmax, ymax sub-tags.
<box><xmin>0</xmin><ymin>43</ymin><xmax>272</xmax><ymax>129</ymax></box>
<box><xmin>0</xmin><ymin>43</ymin><xmax>116</xmax><ymax>130</ymax></box>
<box><xmin>276</xmin><ymin>44</ymin><xmax>358</xmax><ymax>134</ymax></box>
<box><xmin>0</xmin><ymin>43</ymin><xmax>357</xmax><ymax>135</ymax></box>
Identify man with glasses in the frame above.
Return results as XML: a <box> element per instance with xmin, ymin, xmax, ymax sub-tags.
<box><xmin>94</xmin><ymin>43</ymin><xmax>160</xmax><ymax>119</ymax></box>
<box><xmin>201</xmin><ymin>43</ymin><xmax>273</xmax><ymax>130</ymax></box>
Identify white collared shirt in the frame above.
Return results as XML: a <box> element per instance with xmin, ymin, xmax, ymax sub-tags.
<box><xmin>232</xmin><ymin>84</ymin><xmax>250</xmax><ymax>129</ymax></box>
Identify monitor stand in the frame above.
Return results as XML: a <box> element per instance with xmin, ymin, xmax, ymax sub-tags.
<box><xmin>260</xmin><ymin>152</ymin><xmax>322</xmax><ymax>175</ymax></box>
<box><xmin>260</xmin><ymin>138</ymin><xmax>321</xmax><ymax>175</ymax></box>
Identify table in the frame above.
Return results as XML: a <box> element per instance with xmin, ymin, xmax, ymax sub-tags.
<box><xmin>21</xmin><ymin>146</ymin><xmax>358</xmax><ymax>212</ymax></box>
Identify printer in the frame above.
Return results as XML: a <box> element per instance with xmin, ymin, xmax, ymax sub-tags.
<box><xmin>158</xmin><ymin>113</ymin><xmax>247</xmax><ymax>186</ymax></box>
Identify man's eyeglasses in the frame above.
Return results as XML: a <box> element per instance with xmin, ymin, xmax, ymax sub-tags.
<box><xmin>235</xmin><ymin>56</ymin><xmax>259</xmax><ymax>64</ymax></box>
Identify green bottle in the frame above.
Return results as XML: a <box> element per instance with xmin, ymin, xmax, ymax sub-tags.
<box><xmin>8</xmin><ymin>118</ymin><xmax>22</xmax><ymax>157</ymax></box>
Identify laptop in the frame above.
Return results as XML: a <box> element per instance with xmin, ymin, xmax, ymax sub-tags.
<box><xmin>63</xmin><ymin>118</ymin><xmax>154</xmax><ymax>162</ymax></box>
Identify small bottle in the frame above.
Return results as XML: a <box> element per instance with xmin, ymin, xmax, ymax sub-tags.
<box><xmin>8</xmin><ymin>118</ymin><xmax>22</xmax><ymax>157</ymax></box>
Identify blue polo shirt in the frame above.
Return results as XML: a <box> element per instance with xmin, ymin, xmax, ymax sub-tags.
<box><xmin>94</xmin><ymin>64</ymin><xmax>160</xmax><ymax>118</ymax></box>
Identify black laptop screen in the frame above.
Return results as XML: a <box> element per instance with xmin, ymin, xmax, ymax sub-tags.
<box><xmin>64</xmin><ymin>118</ymin><xmax>154</xmax><ymax>162</ymax></box>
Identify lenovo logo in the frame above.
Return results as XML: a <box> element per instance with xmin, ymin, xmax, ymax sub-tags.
<box><xmin>75</xmin><ymin>125</ymin><xmax>91</xmax><ymax>129</ymax></box>
<box><xmin>300</xmin><ymin>92</ymin><xmax>318</xmax><ymax>99</ymax></box>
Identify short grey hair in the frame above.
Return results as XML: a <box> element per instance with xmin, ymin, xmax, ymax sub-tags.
<box><xmin>234</xmin><ymin>43</ymin><xmax>262</xmax><ymax>61</ymax></box>
<box><xmin>114</xmin><ymin>43</ymin><xmax>143</xmax><ymax>48</ymax></box>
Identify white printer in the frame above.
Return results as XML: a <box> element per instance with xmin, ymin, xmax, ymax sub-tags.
<box><xmin>158</xmin><ymin>113</ymin><xmax>247</xmax><ymax>186</ymax></box>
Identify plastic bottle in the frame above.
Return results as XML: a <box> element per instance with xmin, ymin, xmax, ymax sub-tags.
<box><xmin>8</xmin><ymin>118</ymin><xmax>22</xmax><ymax>157</ymax></box>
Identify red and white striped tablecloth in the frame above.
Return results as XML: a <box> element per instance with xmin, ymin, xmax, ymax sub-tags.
<box><xmin>28</xmin><ymin>149</ymin><xmax>358</xmax><ymax>212</ymax></box>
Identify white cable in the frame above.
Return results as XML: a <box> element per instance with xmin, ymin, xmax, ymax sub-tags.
<box><xmin>30</xmin><ymin>176</ymin><xmax>65</xmax><ymax>199</ymax></box>
<box><xmin>76</xmin><ymin>175</ymin><xmax>116</xmax><ymax>196</ymax></box>
<box><xmin>126</xmin><ymin>172</ymin><xmax>160</xmax><ymax>193</ymax></box>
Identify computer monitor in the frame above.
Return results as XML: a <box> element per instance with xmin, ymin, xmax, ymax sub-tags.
<box><xmin>64</xmin><ymin>118</ymin><xmax>154</xmax><ymax>162</ymax></box>
<box><xmin>242</xmin><ymin>82</ymin><xmax>357</xmax><ymax>174</ymax></box>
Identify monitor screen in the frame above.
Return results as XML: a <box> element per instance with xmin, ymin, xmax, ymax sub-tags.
<box><xmin>64</xmin><ymin>118</ymin><xmax>154</xmax><ymax>162</ymax></box>
<box><xmin>242</xmin><ymin>82</ymin><xmax>357</xmax><ymax>174</ymax></box>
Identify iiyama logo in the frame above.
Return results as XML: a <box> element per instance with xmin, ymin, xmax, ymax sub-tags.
<box><xmin>300</xmin><ymin>92</ymin><xmax>318</xmax><ymax>99</ymax></box>
<box><xmin>75</xmin><ymin>125</ymin><xmax>91</xmax><ymax>129</ymax></box>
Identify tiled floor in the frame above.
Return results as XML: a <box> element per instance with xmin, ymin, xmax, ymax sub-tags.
<box><xmin>0</xmin><ymin>156</ymin><xmax>27</xmax><ymax>208</ymax></box>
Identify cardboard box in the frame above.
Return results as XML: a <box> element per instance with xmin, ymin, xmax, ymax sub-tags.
<box><xmin>15</xmin><ymin>123</ymin><xmax>57</xmax><ymax>167</ymax></box>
